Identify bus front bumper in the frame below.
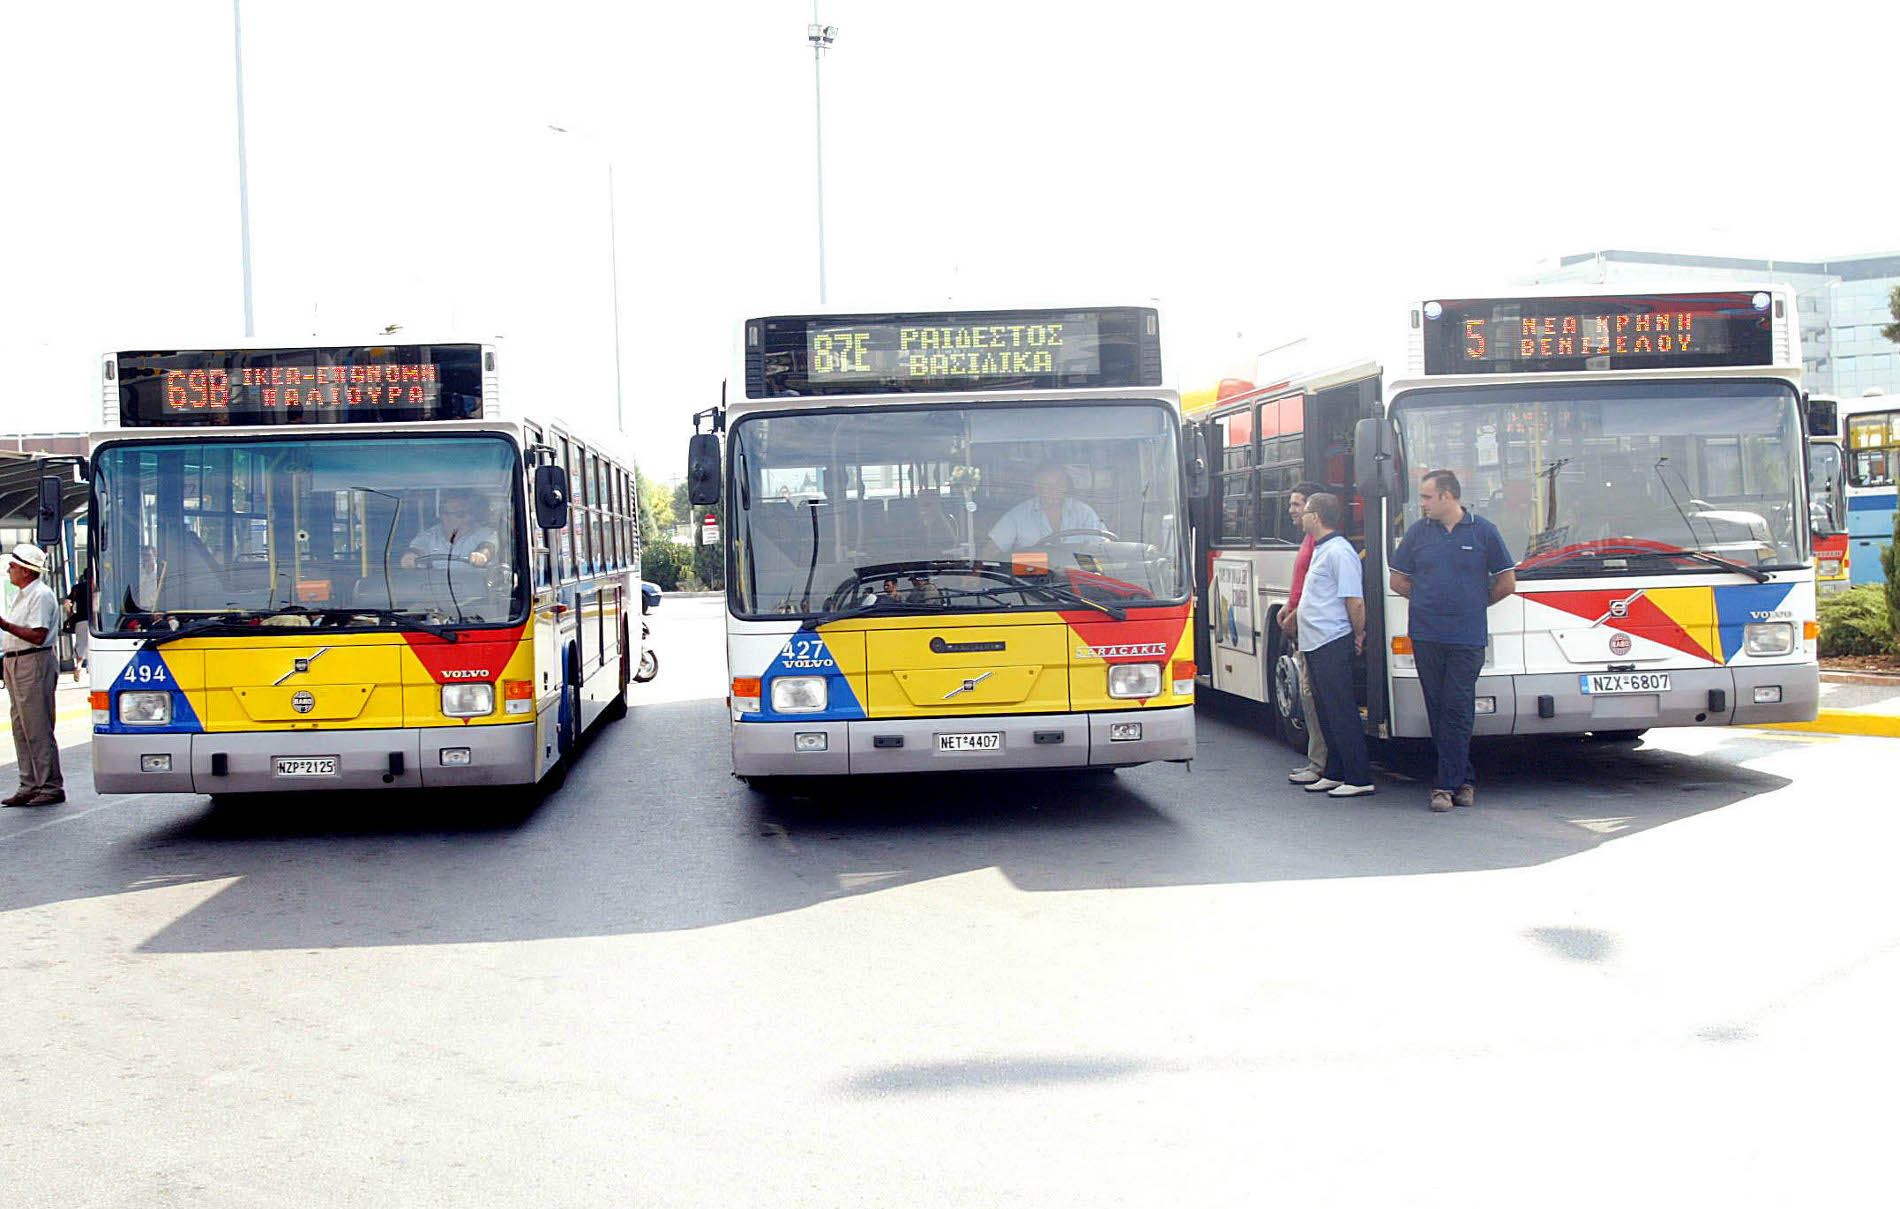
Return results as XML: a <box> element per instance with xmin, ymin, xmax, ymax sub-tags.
<box><xmin>93</xmin><ymin>723</ymin><xmax>538</xmax><ymax>795</ymax></box>
<box><xmin>1389</xmin><ymin>663</ymin><xmax>1820</xmax><ymax>737</ymax></box>
<box><xmin>732</xmin><ymin>705</ymin><xmax>1195</xmax><ymax>776</ymax></box>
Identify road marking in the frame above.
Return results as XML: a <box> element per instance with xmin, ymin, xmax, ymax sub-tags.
<box><xmin>0</xmin><ymin>793</ymin><xmax>169</xmax><ymax>844</ymax></box>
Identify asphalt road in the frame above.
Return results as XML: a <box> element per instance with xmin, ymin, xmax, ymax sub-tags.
<box><xmin>3</xmin><ymin>594</ymin><xmax>1896</xmax><ymax>1207</ymax></box>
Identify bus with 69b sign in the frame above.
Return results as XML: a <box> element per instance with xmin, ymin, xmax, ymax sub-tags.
<box><xmin>82</xmin><ymin>340</ymin><xmax>640</xmax><ymax>797</ymax></box>
<box><xmin>688</xmin><ymin>305</ymin><xmax>1202</xmax><ymax>785</ymax></box>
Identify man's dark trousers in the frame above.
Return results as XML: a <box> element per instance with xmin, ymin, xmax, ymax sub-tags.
<box><xmin>1412</xmin><ymin>639</ymin><xmax>1485</xmax><ymax>792</ymax></box>
<box><xmin>1304</xmin><ymin>634</ymin><xmax>1370</xmax><ymax>786</ymax></box>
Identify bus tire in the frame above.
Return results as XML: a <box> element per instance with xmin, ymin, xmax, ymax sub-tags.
<box><xmin>1268</xmin><ymin>628</ymin><xmax>1309</xmax><ymax>753</ymax></box>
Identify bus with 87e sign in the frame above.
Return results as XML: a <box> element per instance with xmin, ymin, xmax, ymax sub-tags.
<box><xmin>79</xmin><ymin>340</ymin><xmax>640</xmax><ymax>796</ymax></box>
<box><xmin>1192</xmin><ymin>287</ymin><xmax>1820</xmax><ymax>749</ymax></box>
<box><xmin>687</xmin><ymin>305</ymin><xmax>1202</xmax><ymax>784</ymax></box>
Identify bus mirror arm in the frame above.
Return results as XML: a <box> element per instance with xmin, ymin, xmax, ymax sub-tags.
<box><xmin>31</xmin><ymin>456</ymin><xmax>87</xmax><ymax>548</ymax></box>
<box><xmin>1184</xmin><ymin>428</ymin><xmax>1210</xmax><ymax>501</ymax></box>
<box><xmin>1353</xmin><ymin>418</ymin><xmax>1399</xmax><ymax>500</ymax></box>
<box><xmin>687</xmin><ymin>433</ymin><xmax>722</xmax><ymax>507</ymax></box>
<box><xmin>534</xmin><ymin>464</ymin><xmax>570</xmax><ymax>530</ymax></box>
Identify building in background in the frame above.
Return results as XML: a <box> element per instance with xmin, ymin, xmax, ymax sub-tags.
<box><xmin>1528</xmin><ymin>250</ymin><xmax>1900</xmax><ymax>399</ymax></box>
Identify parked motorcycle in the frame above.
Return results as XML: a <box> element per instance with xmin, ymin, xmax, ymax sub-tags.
<box><xmin>635</xmin><ymin>581</ymin><xmax>660</xmax><ymax>682</ymax></box>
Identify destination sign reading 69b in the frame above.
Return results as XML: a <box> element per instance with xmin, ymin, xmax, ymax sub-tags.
<box><xmin>808</xmin><ymin>315</ymin><xmax>1102</xmax><ymax>382</ymax></box>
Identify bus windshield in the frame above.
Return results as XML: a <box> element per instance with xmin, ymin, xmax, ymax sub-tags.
<box><xmin>727</xmin><ymin>401</ymin><xmax>1188</xmax><ymax>617</ymax></box>
<box><xmin>1391</xmin><ymin>380</ymin><xmax>1806</xmax><ymax>577</ymax></box>
<box><xmin>93</xmin><ymin>435</ymin><xmax>527</xmax><ymax>633</ymax></box>
<box><xmin>1809</xmin><ymin>441</ymin><xmax>1844</xmax><ymax>533</ymax></box>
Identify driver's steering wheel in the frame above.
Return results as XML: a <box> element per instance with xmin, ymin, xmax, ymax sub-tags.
<box><xmin>1022</xmin><ymin>527</ymin><xmax>1119</xmax><ymax>551</ymax></box>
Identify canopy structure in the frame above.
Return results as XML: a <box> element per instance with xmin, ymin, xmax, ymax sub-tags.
<box><xmin>0</xmin><ymin>447</ymin><xmax>88</xmax><ymax>528</ymax></box>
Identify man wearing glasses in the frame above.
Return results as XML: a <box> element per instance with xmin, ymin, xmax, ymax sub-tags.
<box><xmin>401</xmin><ymin>490</ymin><xmax>499</xmax><ymax>569</ymax></box>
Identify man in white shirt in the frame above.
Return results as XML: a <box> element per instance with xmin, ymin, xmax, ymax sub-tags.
<box><xmin>401</xmin><ymin>490</ymin><xmax>499</xmax><ymax>569</ymax></box>
<box><xmin>983</xmin><ymin>463</ymin><xmax>1106</xmax><ymax>558</ymax></box>
<box><xmin>2</xmin><ymin>544</ymin><xmax>64</xmax><ymax>806</ymax></box>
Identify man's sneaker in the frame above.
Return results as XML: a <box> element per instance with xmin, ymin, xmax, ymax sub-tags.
<box><xmin>1304</xmin><ymin>778</ymin><xmax>1343</xmax><ymax>793</ymax></box>
<box><xmin>1429</xmin><ymin>789</ymin><xmax>1455</xmax><ymax>812</ymax></box>
<box><xmin>1453</xmin><ymin>784</ymin><xmax>1476</xmax><ymax>808</ymax></box>
<box><xmin>1327</xmin><ymin>783</ymin><xmax>1376</xmax><ymax>798</ymax></box>
<box><xmin>1287</xmin><ymin>767</ymin><xmax>1323</xmax><ymax>785</ymax></box>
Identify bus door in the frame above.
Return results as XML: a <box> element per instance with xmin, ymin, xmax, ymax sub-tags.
<box><xmin>1208</xmin><ymin>405</ymin><xmax>1267</xmax><ymax>700</ymax></box>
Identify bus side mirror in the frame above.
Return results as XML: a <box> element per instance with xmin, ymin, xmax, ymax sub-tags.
<box><xmin>1353</xmin><ymin>418</ymin><xmax>1398</xmax><ymax>499</ymax></box>
<box><xmin>533</xmin><ymin>464</ymin><xmax>570</xmax><ymax>530</ymax></box>
<box><xmin>36</xmin><ymin>476</ymin><xmax>64</xmax><ymax>547</ymax></box>
<box><xmin>1185</xmin><ymin>427</ymin><xmax>1210</xmax><ymax>501</ymax></box>
<box><xmin>687</xmin><ymin>433</ymin><xmax>721</xmax><ymax>507</ymax></box>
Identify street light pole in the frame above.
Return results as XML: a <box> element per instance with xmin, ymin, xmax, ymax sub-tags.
<box><xmin>548</xmin><ymin>125</ymin><xmax>625</xmax><ymax>434</ymax></box>
<box><xmin>233</xmin><ymin>0</ymin><xmax>255</xmax><ymax>336</ymax></box>
<box><xmin>808</xmin><ymin>11</ymin><xmax>837</xmax><ymax>305</ymax></box>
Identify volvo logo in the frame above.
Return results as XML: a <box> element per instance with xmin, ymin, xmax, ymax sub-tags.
<box><xmin>291</xmin><ymin>690</ymin><xmax>316</xmax><ymax>714</ymax></box>
<box><xmin>930</xmin><ymin>637</ymin><xmax>1005</xmax><ymax>654</ymax></box>
<box><xmin>942</xmin><ymin>671</ymin><xmax>994</xmax><ymax>700</ymax></box>
<box><xmin>1608</xmin><ymin>632</ymin><xmax>1632</xmax><ymax>656</ymax></box>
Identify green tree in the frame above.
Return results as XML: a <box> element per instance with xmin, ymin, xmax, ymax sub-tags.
<box><xmin>1884</xmin><ymin>507</ymin><xmax>1900</xmax><ymax>653</ymax></box>
<box><xmin>640</xmin><ymin>540</ymin><xmax>688</xmax><ymax>591</ymax></box>
<box><xmin>1883</xmin><ymin>285</ymin><xmax>1900</xmax><ymax>345</ymax></box>
<box><xmin>634</xmin><ymin>467</ymin><xmax>673</xmax><ymax>546</ymax></box>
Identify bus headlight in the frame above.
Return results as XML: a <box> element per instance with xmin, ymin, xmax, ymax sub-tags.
<box><xmin>1108</xmin><ymin>663</ymin><xmax>1163</xmax><ymax>699</ymax></box>
<box><xmin>441</xmin><ymin>683</ymin><xmax>495</xmax><ymax>717</ymax></box>
<box><xmin>1817</xmin><ymin>556</ymin><xmax>1843</xmax><ymax>579</ymax></box>
<box><xmin>770</xmin><ymin>676</ymin><xmax>828</xmax><ymax>713</ymax></box>
<box><xmin>1743</xmin><ymin>622</ymin><xmax>1795</xmax><ymax>657</ymax></box>
<box><xmin>118</xmin><ymin>691</ymin><xmax>171</xmax><ymax>726</ymax></box>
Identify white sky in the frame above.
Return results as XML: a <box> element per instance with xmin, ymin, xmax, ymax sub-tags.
<box><xmin>3</xmin><ymin>1</ymin><xmax>1895</xmax><ymax>479</ymax></box>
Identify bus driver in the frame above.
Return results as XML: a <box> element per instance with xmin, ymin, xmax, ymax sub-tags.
<box><xmin>402</xmin><ymin>489</ymin><xmax>499</xmax><ymax>569</ymax></box>
<box><xmin>983</xmin><ymin>462</ymin><xmax>1105</xmax><ymax>558</ymax></box>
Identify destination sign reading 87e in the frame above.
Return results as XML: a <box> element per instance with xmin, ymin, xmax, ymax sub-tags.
<box><xmin>808</xmin><ymin>316</ymin><xmax>1102</xmax><ymax>382</ymax></box>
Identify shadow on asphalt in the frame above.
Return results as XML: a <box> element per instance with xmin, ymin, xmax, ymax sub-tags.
<box><xmin>0</xmin><ymin>695</ymin><xmax>1800</xmax><ymax>952</ymax></box>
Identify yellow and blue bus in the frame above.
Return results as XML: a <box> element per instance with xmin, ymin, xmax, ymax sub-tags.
<box><xmin>687</xmin><ymin>305</ymin><xmax>1200</xmax><ymax>783</ymax></box>
<box><xmin>1191</xmin><ymin>287</ymin><xmax>1820</xmax><ymax>744</ymax></box>
<box><xmin>85</xmin><ymin>340</ymin><xmax>639</xmax><ymax>796</ymax></box>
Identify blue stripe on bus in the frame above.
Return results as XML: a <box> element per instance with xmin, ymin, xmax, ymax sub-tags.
<box><xmin>1848</xmin><ymin>492</ymin><xmax>1897</xmax><ymax>511</ymax></box>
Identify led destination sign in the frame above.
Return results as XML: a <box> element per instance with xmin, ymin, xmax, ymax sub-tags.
<box><xmin>116</xmin><ymin>344</ymin><xmax>486</xmax><ymax>426</ymax></box>
<box><xmin>809</xmin><ymin>317</ymin><xmax>1101</xmax><ymax>383</ymax></box>
<box><xmin>1421</xmin><ymin>292</ymin><xmax>1776</xmax><ymax>375</ymax></box>
<box><xmin>747</xmin><ymin>307</ymin><xmax>1161</xmax><ymax>397</ymax></box>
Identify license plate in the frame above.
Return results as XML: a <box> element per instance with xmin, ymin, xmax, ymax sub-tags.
<box><xmin>1579</xmin><ymin>672</ymin><xmax>1670</xmax><ymax>695</ymax></box>
<box><xmin>937</xmin><ymin>732</ymin><xmax>1002</xmax><ymax>752</ymax></box>
<box><xmin>274</xmin><ymin>757</ymin><xmax>339</xmax><ymax>776</ymax></box>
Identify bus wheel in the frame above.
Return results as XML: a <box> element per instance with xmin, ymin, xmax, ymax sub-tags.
<box><xmin>634</xmin><ymin>648</ymin><xmax>658</xmax><ymax>683</ymax></box>
<box><xmin>1270</xmin><ymin>643</ymin><xmax>1308</xmax><ymax>752</ymax></box>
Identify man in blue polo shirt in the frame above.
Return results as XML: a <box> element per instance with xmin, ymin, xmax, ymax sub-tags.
<box><xmin>1389</xmin><ymin>469</ymin><xmax>1516</xmax><ymax>813</ymax></box>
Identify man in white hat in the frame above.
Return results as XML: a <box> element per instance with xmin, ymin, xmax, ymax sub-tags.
<box><xmin>3</xmin><ymin>543</ymin><xmax>64</xmax><ymax>806</ymax></box>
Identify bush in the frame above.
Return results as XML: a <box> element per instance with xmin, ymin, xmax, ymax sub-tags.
<box><xmin>693</xmin><ymin>540</ymin><xmax>724</xmax><ymax>591</ymax></box>
<box><xmin>1885</xmin><ymin>509</ymin><xmax>1900</xmax><ymax>644</ymax></box>
<box><xmin>640</xmin><ymin>541</ymin><xmax>689</xmax><ymax>592</ymax></box>
<box><xmin>1817</xmin><ymin>584</ymin><xmax>1896</xmax><ymax>657</ymax></box>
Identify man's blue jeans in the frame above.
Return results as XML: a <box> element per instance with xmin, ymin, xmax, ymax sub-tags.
<box><xmin>1411</xmin><ymin>639</ymin><xmax>1485</xmax><ymax>792</ymax></box>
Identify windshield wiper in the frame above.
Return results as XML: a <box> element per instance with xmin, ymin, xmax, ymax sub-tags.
<box><xmin>802</xmin><ymin>595</ymin><xmax>947</xmax><ymax>629</ymax></box>
<box><xmin>313</xmin><ymin>608</ymin><xmax>463</xmax><ymax>642</ymax></box>
<box><xmin>1521</xmin><ymin>543</ymin><xmax>1770</xmax><ymax>583</ymax></box>
<box><xmin>139</xmin><ymin>609</ymin><xmax>302</xmax><ymax>648</ymax></box>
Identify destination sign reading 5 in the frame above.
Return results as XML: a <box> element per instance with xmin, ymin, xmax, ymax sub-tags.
<box><xmin>809</xmin><ymin>317</ymin><xmax>1101</xmax><ymax>383</ymax></box>
<box><xmin>115</xmin><ymin>344</ymin><xmax>487</xmax><ymax>427</ymax></box>
<box><xmin>746</xmin><ymin>307</ymin><xmax>1162</xmax><ymax>397</ymax></box>
<box><xmin>1420</xmin><ymin>292</ymin><xmax>1776</xmax><ymax>375</ymax></box>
